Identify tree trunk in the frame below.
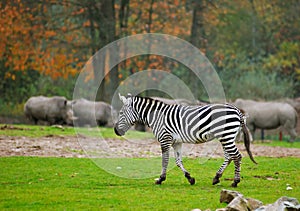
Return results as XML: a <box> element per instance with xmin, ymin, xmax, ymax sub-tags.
<box><xmin>190</xmin><ymin>0</ymin><xmax>206</xmax><ymax>50</ymax></box>
<box><xmin>189</xmin><ymin>0</ymin><xmax>207</xmax><ymax>99</ymax></box>
<box><xmin>89</xmin><ymin>0</ymin><xmax>118</xmax><ymax>102</ymax></box>
<box><xmin>119</xmin><ymin>0</ymin><xmax>130</xmax><ymax>30</ymax></box>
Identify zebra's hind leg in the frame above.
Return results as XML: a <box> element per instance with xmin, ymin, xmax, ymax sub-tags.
<box><xmin>173</xmin><ymin>142</ymin><xmax>195</xmax><ymax>185</ymax></box>
<box><xmin>231</xmin><ymin>153</ymin><xmax>242</xmax><ymax>187</ymax></box>
<box><xmin>213</xmin><ymin>151</ymin><xmax>232</xmax><ymax>185</ymax></box>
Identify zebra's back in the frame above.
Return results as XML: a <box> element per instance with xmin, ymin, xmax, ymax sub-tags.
<box><xmin>163</xmin><ymin>104</ymin><xmax>243</xmax><ymax>144</ymax></box>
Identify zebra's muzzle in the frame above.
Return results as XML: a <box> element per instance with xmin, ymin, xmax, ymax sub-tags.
<box><xmin>114</xmin><ymin>126</ymin><xmax>124</xmax><ymax>136</ymax></box>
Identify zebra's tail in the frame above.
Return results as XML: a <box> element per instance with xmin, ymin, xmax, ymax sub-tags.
<box><xmin>242</xmin><ymin>123</ymin><xmax>258</xmax><ymax>164</ymax></box>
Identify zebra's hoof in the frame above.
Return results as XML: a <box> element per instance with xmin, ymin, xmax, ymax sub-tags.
<box><xmin>189</xmin><ymin>177</ymin><xmax>196</xmax><ymax>185</ymax></box>
<box><xmin>189</xmin><ymin>177</ymin><xmax>195</xmax><ymax>185</ymax></box>
<box><xmin>155</xmin><ymin>176</ymin><xmax>166</xmax><ymax>185</ymax></box>
<box><xmin>231</xmin><ymin>179</ymin><xmax>240</xmax><ymax>187</ymax></box>
<box><xmin>231</xmin><ymin>182</ymin><xmax>238</xmax><ymax>187</ymax></box>
<box><xmin>155</xmin><ymin>180</ymin><xmax>162</xmax><ymax>185</ymax></box>
<box><xmin>212</xmin><ymin>177</ymin><xmax>220</xmax><ymax>185</ymax></box>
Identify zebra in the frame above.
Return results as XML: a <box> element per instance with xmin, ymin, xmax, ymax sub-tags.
<box><xmin>114</xmin><ymin>93</ymin><xmax>257</xmax><ymax>187</ymax></box>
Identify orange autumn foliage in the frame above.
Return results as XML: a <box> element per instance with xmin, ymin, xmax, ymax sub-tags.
<box><xmin>0</xmin><ymin>0</ymin><xmax>85</xmax><ymax>80</ymax></box>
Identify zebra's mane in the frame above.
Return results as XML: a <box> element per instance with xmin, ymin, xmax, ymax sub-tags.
<box><xmin>134</xmin><ymin>95</ymin><xmax>168</xmax><ymax>106</ymax></box>
<box><xmin>129</xmin><ymin>96</ymin><xmax>166</xmax><ymax>126</ymax></box>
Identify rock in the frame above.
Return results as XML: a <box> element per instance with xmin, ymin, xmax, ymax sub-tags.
<box><xmin>246</xmin><ymin>197</ymin><xmax>263</xmax><ymax>210</ymax></box>
<box><xmin>286</xmin><ymin>184</ymin><xmax>293</xmax><ymax>191</ymax></box>
<box><xmin>254</xmin><ymin>206</ymin><xmax>267</xmax><ymax>210</ymax></box>
<box><xmin>220</xmin><ymin>189</ymin><xmax>263</xmax><ymax>211</ymax></box>
<box><xmin>257</xmin><ymin>196</ymin><xmax>300</xmax><ymax>211</ymax></box>
<box><xmin>214</xmin><ymin>189</ymin><xmax>299</xmax><ymax>211</ymax></box>
<box><xmin>51</xmin><ymin>124</ymin><xmax>64</xmax><ymax>130</ymax></box>
<box><xmin>220</xmin><ymin>189</ymin><xmax>243</xmax><ymax>204</ymax></box>
<box><xmin>227</xmin><ymin>195</ymin><xmax>248</xmax><ymax>211</ymax></box>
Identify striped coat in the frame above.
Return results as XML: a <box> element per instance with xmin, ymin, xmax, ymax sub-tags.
<box><xmin>114</xmin><ymin>94</ymin><xmax>257</xmax><ymax>187</ymax></box>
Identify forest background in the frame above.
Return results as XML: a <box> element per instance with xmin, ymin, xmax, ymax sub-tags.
<box><xmin>1</xmin><ymin>0</ymin><xmax>299</xmax><ymax>118</ymax></box>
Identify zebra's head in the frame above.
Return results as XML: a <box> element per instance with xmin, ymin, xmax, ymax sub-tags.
<box><xmin>114</xmin><ymin>93</ymin><xmax>139</xmax><ymax>136</ymax></box>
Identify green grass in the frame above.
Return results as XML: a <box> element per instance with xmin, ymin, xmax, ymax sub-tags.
<box><xmin>0</xmin><ymin>156</ymin><xmax>299</xmax><ymax>210</ymax></box>
<box><xmin>254</xmin><ymin>139</ymin><xmax>300</xmax><ymax>149</ymax></box>
<box><xmin>1</xmin><ymin>124</ymin><xmax>299</xmax><ymax>148</ymax></box>
<box><xmin>0</xmin><ymin>124</ymin><xmax>77</xmax><ymax>137</ymax></box>
<box><xmin>265</xmin><ymin>134</ymin><xmax>300</xmax><ymax>143</ymax></box>
<box><xmin>0</xmin><ymin>124</ymin><xmax>154</xmax><ymax>139</ymax></box>
<box><xmin>0</xmin><ymin>124</ymin><xmax>299</xmax><ymax>209</ymax></box>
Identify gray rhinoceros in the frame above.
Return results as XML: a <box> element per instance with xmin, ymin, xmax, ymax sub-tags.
<box><xmin>72</xmin><ymin>98</ymin><xmax>116</xmax><ymax>127</ymax></box>
<box><xmin>234</xmin><ymin>99</ymin><xmax>298</xmax><ymax>142</ymax></box>
<box><xmin>286</xmin><ymin>97</ymin><xmax>300</xmax><ymax>113</ymax></box>
<box><xmin>24</xmin><ymin>96</ymin><xmax>76</xmax><ymax>125</ymax></box>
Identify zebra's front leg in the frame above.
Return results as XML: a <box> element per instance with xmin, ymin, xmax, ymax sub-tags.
<box><xmin>173</xmin><ymin>142</ymin><xmax>195</xmax><ymax>185</ymax></box>
<box><xmin>155</xmin><ymin>149</ymin><xmax>170</xmax><ymax>185</ymax></box>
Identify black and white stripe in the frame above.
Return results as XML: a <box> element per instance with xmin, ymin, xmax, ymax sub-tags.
<box><xmin>114</xmin><ymin>94</ymin><xmax>257</xmax><ymax>187</ymax></box>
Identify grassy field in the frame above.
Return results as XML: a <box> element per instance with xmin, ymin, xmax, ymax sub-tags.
<box><xmin>255</xmin><ymin>139</ymin><xmax>300</xmax><ymax>148</ymax></box>
<box><xmin>0</xmin><ymin>124</ymin><xmax>299</xmax><ymax>210</ymax></box>
<box><xmin>0</xmin><ymin>156</ymin><xmax>299</xmax><ymax>210</ymax></box>
<box><xmin>0</xmin><ymin>124</ymin><xmax>154</xmax><ymax>139</ymax></box>
<box><xmin>1</xmin><ymin>124</ymin><xmax>299</xmax><ymax>148</ymax></box>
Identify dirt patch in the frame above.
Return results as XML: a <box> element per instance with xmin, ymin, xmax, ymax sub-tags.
<box><xmin>0</xmin><ymin>135</ymin><xmax>299</xmax><ymax>158</ymax></box>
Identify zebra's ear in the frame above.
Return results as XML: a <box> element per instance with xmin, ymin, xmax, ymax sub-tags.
<box><xmin>119</xmin><ymin>93</ymin><xmax>128</xmax><ymax>105</ymax></box>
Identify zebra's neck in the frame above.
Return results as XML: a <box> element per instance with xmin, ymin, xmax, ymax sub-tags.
<box><xmin>133</xmin><ymin>96</ymin><xmax>171</xmax><ymax>128</ymax></box>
